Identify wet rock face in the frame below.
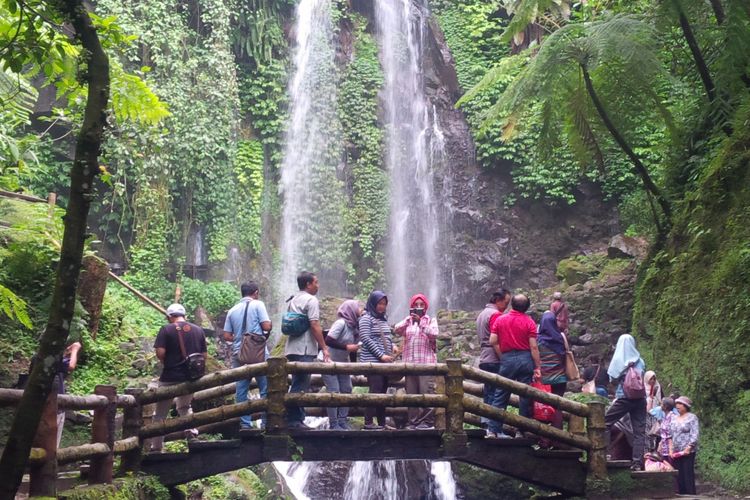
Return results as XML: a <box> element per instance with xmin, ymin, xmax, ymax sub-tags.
<box><xmin>420</xmin><ymin>11</ymin><xmax>619</xmax><ymax>310</ymax></box>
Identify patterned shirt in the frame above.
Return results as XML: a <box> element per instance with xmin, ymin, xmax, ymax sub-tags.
<box><xmin>394</xmin><ymin>315</ymin><xmax>439</xmax><ymax>364</ymax></box>
<box><xmin>668</xmin><ymin>412</ymin><xmax>700</xmax><ymax>453</ymax></box>
<box><xmin>358</xmin><ymin>313</ymin><xmax>393</xmax><ymax>363</ymax></box>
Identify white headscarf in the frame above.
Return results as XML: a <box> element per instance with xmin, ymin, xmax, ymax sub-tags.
<box><xmin>607</xmin><ymin>334</ymin><xmax>642</xmax><ymax>380</ymax></box>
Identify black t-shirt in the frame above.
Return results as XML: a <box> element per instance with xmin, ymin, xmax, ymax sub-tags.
<box><xmin>154</xmin><ymin>321</ymin><xmax>207</xmax><ymax>382</ymax></box>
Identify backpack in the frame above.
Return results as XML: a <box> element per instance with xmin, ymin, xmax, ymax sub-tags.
<box><xmin>176</xmin><ymin>323</ymin><xmax>205</xmax><ymax>381</ymax></box>
<box><xmin>622</xmin><ymin>362</ymin><xmax>646</xmax><ymax>399</ymax></box>
<box><xmin>281</xmin><ymin>295</ymin><xmax>310</xmax><ymax>337</ymax></box>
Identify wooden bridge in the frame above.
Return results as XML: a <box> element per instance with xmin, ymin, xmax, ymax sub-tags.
<box><xmin>1</xmin><ymin>358</ymin><xmax>611</xmax><ymax>497</ymax></box>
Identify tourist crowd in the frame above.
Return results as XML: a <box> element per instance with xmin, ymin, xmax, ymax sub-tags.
<box><xmin>149</xmin><ymin>271</ymin><xmax>698</xmax><ymax>495</ymax></box>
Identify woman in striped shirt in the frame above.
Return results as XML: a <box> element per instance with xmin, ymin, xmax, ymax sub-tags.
<box><xmin>359</xmin><ymin>290</ymin><xmax>395</xmax><ymax>430</ymax></box>
<box><xmin>394</xmin><ymin>293</ymin><xmax>439</xmax><ymax>429</ymax></box>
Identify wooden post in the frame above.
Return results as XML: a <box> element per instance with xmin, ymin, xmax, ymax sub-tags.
<box><xmin>89</xmin><ymin>385</ymin><xmax>116</xmax><ymax>484</ymax></box>
<box><xmin>119</xmin><ymin>388</ymin><xmax>143</xmax><ymax>474</ymax></box>
<box><xmin>442</xmin><ymin>359</ymin><xmax>466</xmax><ymax>455</ymax></box>
<box><xmin>568</xmin><ymin>413</ymin><xmax>586</xmax><ymax>439</ymax></box>
<box><xmin>29</xmin><ymin>390</ymin><xmax>58</xmax><ymax>497</ymax></box>
<box><xmin>263</xmin><ymin>357</ymin><xmax>290</xmax><ymax>461</ymax></box>
<box><xmin>434</xmin><ymin>373</ymin><xmax>446</xmax><ymax>430</ymax></box>
<box><xmin>265</xmin><ymin>357</ymin><xmax>287</xmax><ymax>433</ymax></box>
<box><xmin>586</xmin><ymin>401</ymin><xmax>609</xmax><ymax>493</ymax></box>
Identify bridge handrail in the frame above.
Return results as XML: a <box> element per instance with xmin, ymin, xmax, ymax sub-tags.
<box><xmin>0</xmin><ymin>388</ymin><xmax>136</xmax><ymax>410</ymax></box>
<box><xmin>138</xmin><ymin>362</ymin><xmax>269</xmax><ymax>404</ymax></box>
<box><xmin>286</xmin><ymin>361</ymin><xmax>449</xmax><ymax>376</ymax></box>
<box><xmin>461</xmin><ymin>365</ymin><xmax>590</xmax><ymax>417</ymax></box>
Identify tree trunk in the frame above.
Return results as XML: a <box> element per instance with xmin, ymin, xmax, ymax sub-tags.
<box><xmin>671</xmin><ymin>0</ymin><xmax>717</xmax><ymax>103</ymax></box>
<box><xmin>708</xmin><ymin>0</ymin><xmax>726</xmax><ymax>24</ymax></box>
<box><xmin>0</xmin><ymin>1</ymin><xmax>109</xmax><ymax>497</ymax></box>
<box><xmin>580</xmin><ymin>65</ymin><xmax>672</xmax><ymax>226</ymax></box>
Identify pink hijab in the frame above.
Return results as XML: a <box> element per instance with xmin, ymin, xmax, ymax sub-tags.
<box><xmin>337</xmin><ymin>299</ymin><xmax>361</xmax><ymax>329</ymax></box>
<box><xmin>410</xmin><ymin>294</ymin><xmax>429</xmax><ymax>313</ymax></box>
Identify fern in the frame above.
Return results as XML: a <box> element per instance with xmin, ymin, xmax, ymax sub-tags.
<box><xmin>500</xmin><ymin>0</ymin><xmax>572</xmax><ymax>44</ymax></box>
<box><xmin>0</xmin><ymin>283</ymin><xmax>32</xmax><ymax>329</ymax></box>
<box><xmin>110</xmin><ymin>61</ymin><xmax>170</xmax><ymax>126</ymax></box>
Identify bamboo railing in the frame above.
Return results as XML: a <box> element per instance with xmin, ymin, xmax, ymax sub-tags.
<box><xmin>9</xmin><ymin>356</ymin><xmax>607</xmax><ymax>495</ymax></box>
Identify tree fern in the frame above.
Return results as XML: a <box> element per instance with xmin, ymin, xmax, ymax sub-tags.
<box><xmin>500</xmin><ymin>0</ymin><xmax>573</xmax><ymax>44</ymax></box>
<box><xmin>0</xmin><ymin>283</ymin><xmax>32</xmax><ymax>329</ymax></box>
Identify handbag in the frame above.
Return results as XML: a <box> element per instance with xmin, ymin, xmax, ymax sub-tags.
<box><xmin>582</xmin><ymin>364</ymin><xmax>599</xmax><ymax>394</ymax></box>
<box><xmin>531</xmin><ymin>381</ymin><xmax>556</xmax><ymax>423</ymax></box>
<box><xmin>176</xmin><ymin>323</ymin><xmax>205</xmax><ymax>380</ymax></box>
<box><xmin>237</xmin><ymin>302</ymin><xmax>268</xmax><ymax>365</ymax></box>
<box><xmin>561</xmin><ymin>333</ymin><xmax>580</xmax><ymax>380</ymax></box>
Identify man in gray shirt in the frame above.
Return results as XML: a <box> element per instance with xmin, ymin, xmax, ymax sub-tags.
<box><xmin>476</xmin><ymin>289</ymin><xmax>510</xmax><ymax>438</ymax></box>
<box><xmin>285</xmin><ymin>271</ymin><xmax>330</xmax><ymax>429</ymax></box>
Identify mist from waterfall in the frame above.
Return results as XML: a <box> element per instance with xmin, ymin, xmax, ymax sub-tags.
<box><xmin>376</xmin><ymin>0</ymin><xmax>447</xmax><ymax>319</ymax></box>
<box><xmin>278</xmin><ymin>0</ymin><xmax>346</xmax><ymax>307</ymax></box>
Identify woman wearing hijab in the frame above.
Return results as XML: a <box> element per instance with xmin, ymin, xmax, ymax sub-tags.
<box><xmin>394</xmin><ymin>293</ymin><xmax>439</xmax><ymax>429</ymax></box>
<box><xmin>359</xmin><ymin>291</ymin><xmax>396</xmax><ymax>430</ymax></box>
<box><xmin>537</xmin><ymin>310</ymin><xmax>567</xmax><ymax>431</ymax></box>
<box><xmin>668</xmin><ymin>396</ymin><xmax>699</xmax><ymax>494</ymax></box>
<box><xmin>322</xmin><ymin>299</ymin><xmax>361</xmax><ymax>430</ymax></box>
<box><xmin>605</xmin><ymin>334</ymin><xmax>648</xmax><ymax>471</ymax></box>
<box><xmin>644</xmin><ymin>370</ymin><xmax>663</xmax><ymax>412</ymax></box>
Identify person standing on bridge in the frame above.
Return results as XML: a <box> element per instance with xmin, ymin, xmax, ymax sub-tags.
<box><xmin>490</xmin><ymin>293</ymin><xmax>542</xmax><ymax>438</ymax></box>
<box><xmin>359</xmin><ymin>290</ymin><xmax>396</xmax><ymax>430</ymax></box>
<box><xmin>148</xmin><ymin>304</ymin><xmax>206</xmax><ymax>453</ymax></box>
<box><xmin>605</xmin><ymin>334</ymin><xmax>647</xmax><ymax>471</ymax></box>
<box><xmin>537</xmin><ymin>309</ymin><xmax>568</xmax><ymax>432</ymax></box>
<box><xmin>223</xmin><ymin>282</ymin><xmax>272</xmax><ymax>430</ymax></box>
<box><xmin>475</xmin><ymin>289</ymin><xmax>511</xmax><ymax>438</ymax></box>
<box><xmin>285</xmin><ymin>271</ymin><xmax>330</xmax><ymax>430</ymax></box>
<box><xmin>394</xmin><ymin>293</ymin><xmax>439</xmax><ymax>429</ymax></box>
<box><xmin>550</xmin><ymin>291</ymin><xmax>569</xmax><ymax>334</ymax></box>
<box><xmin>322</xmin><ymin>299</ymin><xmax>361</xmax><ymax>430</ymax></box>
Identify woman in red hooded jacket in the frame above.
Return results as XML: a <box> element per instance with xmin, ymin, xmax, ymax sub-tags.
<box><xmin>394</xmin><ymin>294</ymin><xmax>439</xmax><ymax>429</ymax></box>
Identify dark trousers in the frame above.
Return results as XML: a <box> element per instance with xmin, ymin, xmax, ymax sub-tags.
<box><xmin>286</xmin><ymin>354</ymin><xmax>315</xmax><ymax>423</ymax></box>
<box><xmin>405</xmin><ymin>375</ymin><xmax>435</xmax><ymax>427</ymax></box>
<box><xmin>550</xmin><ymin>383</ymin><xmax>566</xmax><ymax>430</ymax></box>
<box><xmin>605</xmin><ymin>397</ymin><xmax>647</xmax><ymax>464</ymax></box>
<box><xmin>495</xmin><ymin>350</ymin><xmax>534</xmax><ymax>429</ymax></box>
<box><xmin>479</xmin><ymin>362</ymin><xmax>502</xmax><ymax>434</ymax></box>
<box><xmin>673</xmin><ymin>453</ymin><xmax>696</xmax><ymax>494</ymax></box>
<box><xmin>365</xmin><ymin>374</ymin><xmax>388</xmax><ymax>426</ymax></box>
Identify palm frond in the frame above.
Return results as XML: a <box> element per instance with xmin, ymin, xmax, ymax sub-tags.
<box><xmin>568</xmin><ymin>79</ymin><xmax>605</xmax><ymax>172</ymax></box>
<box><xmin>500</xmin><ymin>0</ymin><xmax>571</xmax><ymax>44</ymax></box>
<box><xmin>0</xmin><ymin>70</ymin><xmax>37</xmax><ymax>129</ymax></box>
<box><xmin>455</xmin><ymin>52</ymin><xmax>528</xmax><ymax>107</ymax></box>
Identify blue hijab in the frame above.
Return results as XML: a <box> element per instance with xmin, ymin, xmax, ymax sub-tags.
<box><xmin>607</xmin><ymin>334</ymin><xmax>642</xmax><ymax>380</ymax></box>
<box><xmin>365</xmin><ymin>290</ymin><xmax>388</xmax><ymax>321</ymax></box>
<box><xmin>538</xmin><ymin>311</ymin><xmax>566</xmax><ymax>355</ymax></box>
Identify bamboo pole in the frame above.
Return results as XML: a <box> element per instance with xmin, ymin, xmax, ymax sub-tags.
<box><xmin>107</xmin><ymin>271</ymin><xmax>167</xmax><ymax>316</ymax></box>
<box><xmin>462</xmin><ymin>395</ymin><xmax>591</xmax><ymax>450</ymax></box>
<box><xmin>57</xmin><ymin>443</ymin><xmax>111</xmax><ymax>465</ymax></box>
<box><xmin>138</xmin><ymin>362</ymin><xmax>269</xmax><ymax>404</ymax></box>
<box><xmin>286</xmin><ymin>361</ymin><xmax>449</xmax><ymax>376</ymax></box>
<box><xmin>0</xmin><ymin>189</ymin><xmax>47</xmax><ymax>203</ymax></box>
<box><xmin>462</xmin><ymin>365</ymin><xmax>589</xmax><ymax>417</ymax></box>
<box><xmin>284</xmin><ymin>392</ymin><xmax>447</xmax><ymax>408</ymax></box>
<box><xmin>163</xmin><ymin>418</ymin><xmax>242</xmax><ymax>442</ymax></box>
<box><xmin>192</xmin><ymin>383</ymin><xmax>236</xmax><ymax>402</ymax></box>
<box><xmin>266</xmin><ymin>357</ymin><xmax>288</xmax><ymax>433</ymax></box>
<box><xmin>139</xmin><ymin>399</ymin><xmax>267</xmax><ymax>439</ymax></box>
<box><xmin>113</xmin><ymin>437</ymin><xmax>140</xmax><ymax>454</ymax></box>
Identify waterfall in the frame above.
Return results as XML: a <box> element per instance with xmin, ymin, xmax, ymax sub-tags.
<box><xmin>376</xmin><ymin>0</ymin><xmax>448</xmax><ymax>319</ymax></box>
<box><xmin>278</xmin><ymin>0</ymin><xmax>347</xmax><ymax>303</ymax></box>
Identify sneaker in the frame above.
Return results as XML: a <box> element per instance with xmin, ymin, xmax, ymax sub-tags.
<box><xmin>485</xmin><ymin>430</ymin><xmax>498</xmax><ymax>439</ymax></box>
<box><xmin>338</xmin><ymin>420</ymin><xmax>353</xmax><ymax>430</ymax></box>
<box><xmin>496</xmin><ymin>432</ymin><xmax>512</xmax><ymax>439</ymax></box>
<box><xmin>416</xmin><ymin>423</ymin><xmax>435</xmax><ymax>430</ymax></box>
<box><xmin>364</xmin><ymin>423</ymin><xmax>384</xmax><ymax>430</ymax></box>
<box><xmin>384</xmin><ymin>424</ymin><xmax>397</xmax><ymax>430</ymax></box>
<box><xmin>514</xmin><ymin>430</ymin><xmax>524</xmax><ymax>439</ymax></box>
<box><xmin>406</xmin><ymin>424</ymin><xmax>417</xmax><ymax>430</ymax></box>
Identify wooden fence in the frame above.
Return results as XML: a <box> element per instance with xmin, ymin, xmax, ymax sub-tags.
<box><xmin>0</xmin><ymin>358</ymin><xmax>607</xmax><ymax>496</ymax></box>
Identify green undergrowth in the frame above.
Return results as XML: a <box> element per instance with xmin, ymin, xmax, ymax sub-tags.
<box><xmin>180</xmin><ymin>469</ymin><xmax>268</xmax><ymax>500</ymax></box>
<box><xmin>60</xmin><ymin>474</ymin><xmax>169</xmax><ymax>500</ymax></box>
<box><xmin>634</xmin><ymin>103</ymin><xmax>750</xmax><ymax>492</ymax></box>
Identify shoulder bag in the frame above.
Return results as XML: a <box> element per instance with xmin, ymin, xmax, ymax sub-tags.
<box><xmin>561</xmin><ymin>332</ymin><xmax>580</xmax><ymax>380</ymax></box>
<box><xmin>238</xmin><ymin>301</ymin><xmax>268</xmax><ymax>365</ymax></box>
<box><xmin>582</xmin><ymin>364</ymin><xmax>599</xmax><ymax>394</ymax></box>
<box><xmin>281</xmin><ymin>295</ymin><xmax>310</xmax><ymax>337</ymax></box>
<box><xmin>176</xmin><ymin>323</ymin><xmax>206</xmax><ymax>380</ymax></box>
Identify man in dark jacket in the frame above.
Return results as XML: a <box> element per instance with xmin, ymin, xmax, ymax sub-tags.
<box><xmin>147</xmin><ymin>303</ymin><xmax>207</xmax><ymax>452</ymax></box>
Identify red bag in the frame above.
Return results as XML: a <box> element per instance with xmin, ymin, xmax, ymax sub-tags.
<box><xmin>531</xmin><ymin>381</ymin><xmax>556</xmax><ymax>423</ymax></box>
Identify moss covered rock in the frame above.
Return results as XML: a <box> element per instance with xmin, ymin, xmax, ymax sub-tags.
<box><xmin>556</xmin><ymin>258</ymin><xmax>598</xmax><ymax>285</ymax></box>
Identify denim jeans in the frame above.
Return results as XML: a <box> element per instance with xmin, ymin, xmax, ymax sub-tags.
<box><xmin>479</xmin><ymin>362</ymin><xmax>503</xmax><ymax>434</ymax></box>
<box><xmin>322</xmin><ymin>373</ymin><xmax>352</xmax><ymax>427</ymax></box>
<box><xmin>286</xmin><ymin>354</ymin><xmax>315</xmax><ymax>424</ymax></box>
<box><xmin>495</xmin><ymin>350</ymin><xmax>534</xmax><ymax>430</ymax></box>
<box><xmin>232</xmin><ymin>356</ymin><xmax>268</xmax><ymax>428</ymax></box>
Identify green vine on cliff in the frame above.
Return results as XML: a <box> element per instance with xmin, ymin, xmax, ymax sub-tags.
<box><xmin>337</xmin><ymin>13</ymin><xmax>387</xmax><ymax>293</ymax></box>
<box><xmin>233</xmin><ymin>140</ymin><xmax>265</xmax><ymax>252</ymax></box>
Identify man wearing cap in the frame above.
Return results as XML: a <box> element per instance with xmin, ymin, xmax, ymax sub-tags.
<box><xmin>147</xmin><ymin>303</ymin><xmax>207</xmax><ymax>453</ymax></box>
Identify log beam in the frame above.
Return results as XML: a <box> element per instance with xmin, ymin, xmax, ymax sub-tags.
<box><xmin>139</xmin><ymin>399</ymin><xmax>267</xmax><ymax>438</ymax></box>
<box><xmin>286</xmin><ymin>361</ymin><xmax>449</xmax><ymax>376</ymax></box>
<box><xmin>57</xmin><ymin>443</ymin><xmax>110</xmax><ymax>465</ymax></box>
<box><xmin>284</xmin><ymin>392</ymin><xmax>447</xmax><ymax>408</ymax></box>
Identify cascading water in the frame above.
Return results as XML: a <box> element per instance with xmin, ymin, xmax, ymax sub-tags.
<box><xmin>278</xmin><ymin>0</ymin><xmax>347</xmax><ymax>305</ymax></box>
<box><xmin>377</xmin><ymin>0</ymin><xmax>448</xmax><ymax>319</ymax></box>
